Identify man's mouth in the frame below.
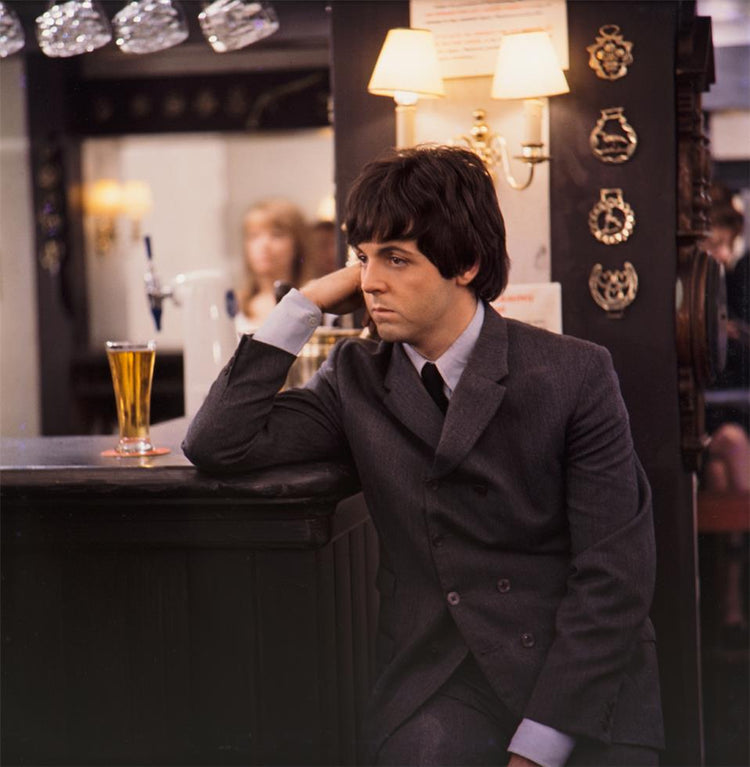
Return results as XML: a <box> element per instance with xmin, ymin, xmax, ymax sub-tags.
<box><xmin>369</xmin><ymin>307</ymin><xmax>396</xmax><ymax>317</ymax></box>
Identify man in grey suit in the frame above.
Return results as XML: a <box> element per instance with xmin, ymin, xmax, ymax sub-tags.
<box><xmin>183</xmin><ymin>146</ymin><xmax>664</xmax><ymax>766</ymax></box>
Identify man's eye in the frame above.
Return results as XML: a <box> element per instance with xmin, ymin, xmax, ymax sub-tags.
<box><xmin>357</xmin><ymin>253</ymin><xmax>367</xmax><ymax>264</ymax></box>
<box><xmin>390</xmin><ymin>256</ymin><xmax>406</xmax><ymax>266</ymax></box>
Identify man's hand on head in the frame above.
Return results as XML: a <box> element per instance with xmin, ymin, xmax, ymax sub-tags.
<box><xmin>301</xmin><ymin>264</ymin><xmax>363</xmax><ymax>315</ymax></box>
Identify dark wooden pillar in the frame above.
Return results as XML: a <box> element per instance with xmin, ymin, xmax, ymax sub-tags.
<box><xmin>25</xmin><ymin>53</ymin><xmax>89</xmax><ymax>435</ymax></box>
<box><xmin>329</xmin><ymin>0</ymin><xmax>409</xmax><ymax>264</ymax></box>
<box><xmin>550</xmin><ymin>3</ymin><xmax>706</xmax><ymax>765</ymax></box>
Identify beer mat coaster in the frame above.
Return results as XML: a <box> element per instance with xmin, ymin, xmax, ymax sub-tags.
<box><xmin>101</xmin><ymin>447</ymin><xmax>171</xmax><ymax>458</ymax></box>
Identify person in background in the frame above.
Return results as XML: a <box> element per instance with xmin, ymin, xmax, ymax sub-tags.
<box><xmin>702</xmin><ymin>182</ymin><xmax>750</xmax><ymax>649</ymax></box>
<box><xmin>705</xmin><ymin>182</ymin><xmax>749</xmax><ymax>406</ymax></box>
<box><xmin>184</xmin><ymin>145</ymin><xmax>663</xmax><ymax>766</ymax></box>
<box><xmin>305</xmin><ymin>219</ymin><xmax>339</xmax><ymax>279</ymax></box>
<box><xmin>234</xmin><ymin>198</ymin><xmax>309</xmax><ymax>334</ymax></box>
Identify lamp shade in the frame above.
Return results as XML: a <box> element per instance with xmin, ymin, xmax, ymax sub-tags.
<box><xmin>121</xmin><ymin>180</ymin><xmax>153</xmax><ymax>220</ymax></box>
<box><xmin>368</xmin><ymin>28</ymin><xmax>445</xmax><ymax>100</ymax></box>
<box><xmin>491</xmin><ymin>30</ymin><xmax>569</xmax><ymax>100</ymax></box>
<box><xmin>84</xmin><ymin>179</ymin><xmax>123</xmax><ymax>217</ymax></box>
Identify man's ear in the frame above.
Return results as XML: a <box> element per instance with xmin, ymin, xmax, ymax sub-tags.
<box><xmin>455</xmin><ymin>262</ymin><xmax>480</xmax><ymax>286</ymax></box>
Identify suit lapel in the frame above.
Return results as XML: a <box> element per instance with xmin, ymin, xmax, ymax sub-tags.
<box><xmin>432</xmin><ymin>307</ymin><xmax>509</xmax><ymax>477</ymax></box>
<box><xmin>383</xmin><ymin>344</ymin><xmax>444</xmax><ymax>449</ymax></box>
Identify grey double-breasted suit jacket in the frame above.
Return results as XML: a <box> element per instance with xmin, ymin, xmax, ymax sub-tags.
<box><xmin>183</xmin><ymin>305</ymin><xmax>664</xmax><ymax>755</ymax></box>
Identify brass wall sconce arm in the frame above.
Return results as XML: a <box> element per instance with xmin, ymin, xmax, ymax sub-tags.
<box><xmin>454</xmin><ymin>108</ymin><xmax>550</xmax><ymax>191</ymax></box>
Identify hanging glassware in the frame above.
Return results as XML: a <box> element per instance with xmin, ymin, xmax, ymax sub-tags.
<box><xmin>0</xmin><ymin>2</ymin><xmax>25</xmax><ymax>58</ymax></box>
<box><xmin>198</xmin><ymin>0</ymin><xmax>279</xmax><ymax>53</ymax></box>
<box><xmin>112</xmin><ymin>0</ymin><xmax>189</xmax><ymax>55</ymax></box>
<box><xmin>35</xmin><ymin>0</ymin><xmax>112</xmax><ymax>58</ymax></box>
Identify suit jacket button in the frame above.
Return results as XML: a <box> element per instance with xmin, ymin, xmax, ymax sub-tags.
<box><xmin>520</xmin><ymin>632</ymin><xmax>535</xmax><ymax>648</ymax></box>
<box><xmin>447</xmin><ymin>591</ymin><xmax>460</xmax><ymax>606</ymax></box>
<box><xmin>601</xmin><ymin>700</ymin><xmax>615</xmax><ymax>730</ymax></box>
<box><xmin>473</xmin><ymin>483</ymin><xmax>488</xmax><ymax>496</ymax></box>
<box><xmin>432</xmin><ymin>534</ymin><xmax>445</xmax><ymax>548</ymax></box>
<box><xmin>497</xmin><ymin>578</ymin><xmax>511</xmax><ymax>593</ymax></box>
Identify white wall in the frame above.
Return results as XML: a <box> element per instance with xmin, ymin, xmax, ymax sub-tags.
<box><xmin>82</xmin><ymin>127</ymin><xmax>334</xmax><ymax>350</ymax></box>
<box><xmin>0</xmin><ymin>57</ymin><xmax>40</xmax><ymax>437</ymax></box>
<box><xmin>709</xmin><ymin>110</ymin><xmax>750</xmax><ymax>161</ymax></box>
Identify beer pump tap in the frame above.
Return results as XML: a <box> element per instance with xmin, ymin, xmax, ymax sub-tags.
<box><xmin>140</xmin><ymin>236</ymin><xmax>239</xmax><ymax>416</ymax></box>
<box><xmin>143</xmin><ymin>235</ymin><xmax>176</xmax><ymax>331</ymax></box>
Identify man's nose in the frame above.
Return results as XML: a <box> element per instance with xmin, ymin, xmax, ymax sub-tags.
<box><xmin>360</xmin><ymin>261</ymin><xmax>386</xmax><ymax>293</ymax></box>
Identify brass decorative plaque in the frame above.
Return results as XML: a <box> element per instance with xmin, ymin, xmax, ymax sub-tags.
<box><xmin>589</xmin><ymin>262</ymin><xmax>639</xmax><ymax>316</ymax></box>
<box><xmin>589</xmin><ymin>188</ymin><xmax>636</xmax><ymax>245</ymax></box>
<box><xmin>590</xmin><ymin>107</ymin><xmax>638</xmax><ymax>163</ymax></box>
<box><xmin>586</xmin><ymin>25</ymin><xmax>634</xmax><ymax>81</ymax></box>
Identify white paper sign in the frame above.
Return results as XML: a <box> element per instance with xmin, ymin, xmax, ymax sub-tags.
<box><xmin>410</xmin><ymin>0</ymin><xmax>569</xmax><ymax>79</ymax></box>
<box><xmin>491</xmin><ymin>282</ymin><xmax>562</xmax><ymax>333</ymax></box>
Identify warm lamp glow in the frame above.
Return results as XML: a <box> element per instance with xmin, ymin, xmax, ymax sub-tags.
<box><xmin>121</xmin><ymin>180</ymin><xmax>153</xmax><ymax>240</ymax></box>
<box><xmin>491</xmin><ymin>30</ymin><xmax>569</xmax><ymax>100</ymax></box>
<box><xmin>368</xmin><ymin>28</ymin><xmax>445</xmax><ymax>101</ymax></box>
<box><xmin>82</xmin><ymin>179</ymin><xmax>121</xmax><ymax>257</ymax></box>
<box><xmin>121</xmin><ymin>180</ymin><xmax>153</xmax><ymax>219</ymax></box>
<box><xmin>368</xmin><ymin>27</ymin><xmax>444</xmax><ymax>149</ymax></box>
<box><xmin>83</xmin><ymin>178</ymin><xmax>153</xmax><ymax>255</ymax></box>
<box><xmin>84</xmin><ymin>179</ymin><xmax>123</xmax><ymax>217</ymax></box>
<box><xmin>316</xmin><ymin>193</ymin><xmax>336</xmax><ymax>223</ymax></box>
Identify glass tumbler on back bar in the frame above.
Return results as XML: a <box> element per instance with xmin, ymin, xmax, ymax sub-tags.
<box><xmin>106</xmin><ymin>340</ymin><xmax>156</xmax><ymax>455</ymax></box>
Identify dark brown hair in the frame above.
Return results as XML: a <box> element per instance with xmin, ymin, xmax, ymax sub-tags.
<box><xmin>239</xmin><ymin>198</ymin><xmax>308</xmax><ymax>308</ymax></box>
<box><xmin>344</xmin><ymin>145</ymin><xmax>510</xmax><ymax>301</ymax></box>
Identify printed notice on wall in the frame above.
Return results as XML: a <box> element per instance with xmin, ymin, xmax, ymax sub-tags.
<box><xmin>410</xmin><ymin>0</ymin><xmax>569</xmax><ymax>79</ymax></box>
<box><xmin>491</xmin><ymin>282</ymin><xmax>563</xmax><ymax>333</ymax></box>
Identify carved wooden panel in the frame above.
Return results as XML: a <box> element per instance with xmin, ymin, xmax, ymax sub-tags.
<box><xmin>675</xmin><ymin>13</ymin><xmax>723</xmax><ymax>471</ymax></box>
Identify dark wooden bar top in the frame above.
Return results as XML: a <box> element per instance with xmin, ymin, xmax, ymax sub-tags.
<box><xmin>1</xmin><ymin>419</ymin><xmax>362</xmax><ymax>549</ymax></box>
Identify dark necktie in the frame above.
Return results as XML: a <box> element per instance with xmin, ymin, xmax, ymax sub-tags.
<box><xmin>421</xmin><ymin>362</ymin><xmax>449</xmax><ymax>414</ymax></box>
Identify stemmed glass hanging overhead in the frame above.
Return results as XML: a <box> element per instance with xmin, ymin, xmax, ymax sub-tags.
<box><xmin>198</xmin><ymin>0</ymin><xmax>279</xmax><ymax>53</ymax></box>
<box><xmin>25</xmin><ymin>0</ymin><xmax>284</xmax><ymax>58</ymax></box>
<box><xmin>0</xmin><ymin>1</ymin><xmax>25</xmax><ymax>58</ymax></box>
<box><xmin>35</xmin><ymin>0</ymin><xmax>112</xmax><ymax>58</ymax></box>
<box><xmin>112</xmin><ymin>0</ymin><xmax>189</xmax><ymax>55</ymax></box>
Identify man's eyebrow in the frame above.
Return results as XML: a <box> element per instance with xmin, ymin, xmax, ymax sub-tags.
<box><xmin>374</xmin><ymin>243</ymin><xmax>413</xmax><ymax>255</ymax></box>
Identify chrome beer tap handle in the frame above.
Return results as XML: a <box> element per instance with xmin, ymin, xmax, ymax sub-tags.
<box><xmin>143</xmin><ymin>235</ymin><xmax>177</xmax><ymax>331</ymax></box>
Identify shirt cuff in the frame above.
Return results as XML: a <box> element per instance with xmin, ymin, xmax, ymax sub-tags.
<box><xmin>508</xmin><ymin>719</ymin><xmax>576</xmax><ymax>767</ymax></box>
<box><xmin>252</xmin><ymin>288</ymin><xmax>322</xmax><ymax>356</ymax></box>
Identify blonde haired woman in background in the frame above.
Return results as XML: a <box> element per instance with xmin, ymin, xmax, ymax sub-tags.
<box><xmin>234</xmin><ymin>198</ymin><xmax>309</xmax><ymax>334</ymax></box>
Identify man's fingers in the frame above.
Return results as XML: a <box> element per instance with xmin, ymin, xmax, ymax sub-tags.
<box><xmin>301</xmin><ymin>265</ymin><xmax>362</xmax><ymax>313</ymax></box>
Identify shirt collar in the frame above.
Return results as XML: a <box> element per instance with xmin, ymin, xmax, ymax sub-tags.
<box><xmin>402</xmin><ymin>301</ymin><xmax>485</xmax><ymax>396</ymax></box>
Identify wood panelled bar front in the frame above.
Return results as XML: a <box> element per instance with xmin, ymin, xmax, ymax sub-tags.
<box><xmin>0</xmin><ymin>420</ymin><xmax>377</xmax><ymax>766</ymax></box>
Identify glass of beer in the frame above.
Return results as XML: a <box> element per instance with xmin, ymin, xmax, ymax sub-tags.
<box><xmin>105</xmin><ymin>340</ymin><xmax>156</xmax><ymax>455</ymax></box>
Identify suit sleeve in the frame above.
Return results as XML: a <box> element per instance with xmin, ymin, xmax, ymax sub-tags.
<box><xmin>182</xmin><ymin>333</ymin><xmax>351</xmax><ymax>473</ymax></box>
<box><xmin>522</xmin><ymin>344</ymin><xmax>656</xmax><ymax>742</ymax></box>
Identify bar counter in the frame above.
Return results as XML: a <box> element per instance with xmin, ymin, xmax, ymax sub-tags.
<box><xmin>1</xmin><ymin>419</ymin><xmax>377</xmax><ymax>766</ymax></box>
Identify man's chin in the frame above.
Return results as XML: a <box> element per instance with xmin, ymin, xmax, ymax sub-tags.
<box><xmin>370</xmin><ymin>321</ymin><xmax>403</xmax><ymax>343</ymax></box>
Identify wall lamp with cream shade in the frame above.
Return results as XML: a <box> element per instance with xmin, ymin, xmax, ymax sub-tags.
<box><xmin>367</xmin><ymin>27</ymin><xmax>445</xmax><ymax>149</ymax></box>
<box><xmin>83</xmin><ymin>179</ymin><xmax>153</xmax><ymax>256</ymax></box>
<box><xmin>455</xmin><ymin>29</ymin><xmax>569</xmax><ymax>190</ymax></box>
